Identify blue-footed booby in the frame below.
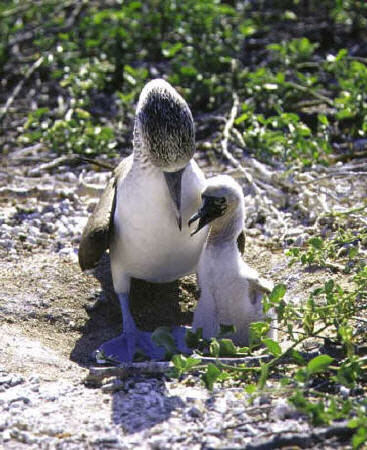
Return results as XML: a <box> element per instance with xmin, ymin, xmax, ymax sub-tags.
<box><xmin>189</xmin><ymin>175</ymin><xmax>276</xmax><ymax>346</ymax></box>
<box><xmin>79</xmin><ymin>79</ymin><xmax>209</xmax><ymax>361</ymax></box>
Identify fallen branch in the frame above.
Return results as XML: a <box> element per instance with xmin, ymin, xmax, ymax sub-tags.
<box><xmin>77</xmin><ymin>156</ymin><xmax>114</xmax><ymax>171</ymax></box>
<box><xmin>0</xmin><ymin>185</ymin><xmax>75</xmax><ymax>200</ymax></box>
<box><xmin>85</xmin><ymin>362</ymin><xmax>173</xmax><ymax>384</ymax></box>
<box><xmin>27</xmin><ymin>154</ymin><xmax>114</xmax><ymax>177</ymax></box>
<box><xmin>285</xmin><ymin>81</ymin><xmax>334</xmax><ymax>107</ymax></box>
<box><xmin>0</xmin><ymin>56</ymin><xmax>44</xmax><ymax>124</ymax></box>
<box><xmin>220</xmin><ymin>93</ymin><xmax>263</xmax><ymax>198</ymax></box>
<box><xmin>8</xmin><ymin>143</ymin><xmax>45</xmax><ymax>159</ymax></box>
<box><xmin>299</xmin><ymin>171</ymin><xmax>367</xmax><ymax>186</ymax></box>
<box><xmin>7</xmin><ymin>1</ymin><xmax>84</xmax><ymax>48</ymax></box>
<box><xmin>245</xmin><ymin>421</ymin><xmax>354</xmax><ymax>450</ymax></box>
<box><xmin>27</xmin><ymin>155</ymin><xmax>73</xmax><ymax>177</ymax></box>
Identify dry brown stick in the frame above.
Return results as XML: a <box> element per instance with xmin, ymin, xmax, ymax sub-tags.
<box><xmin>7</xmin><ymin>1</ymin><xmax>83</xmax><ymax>48</ymax></box>
<box><xmin>244</xmin><ymin>421</ymin><xmax>354</xmax><ymax>450</ymax></box>
<box><xmin>9</xmin><ymin>143</ymin><xmax>45</xmax><ymax>159</ymax></box>
<box><xmin>27</xmin><ymin>155</ymin><xmax>72</xmax><ymax>176</ymax></box>
<box><xmin>329</xmin><ymin>150</ymin><xmax>367</xmax><ymax>163</ymax></box>
<box><xmin>220</xmin><ymin>93</ymin><xmax>262</xmax><ymax>197</ymax></box>
<box><xmin>77</xmin><ymin>156</ymin><xmax>114</xmax><ymax>171</ymax></box>
<box><xmin>299</xmin><ymin>171</ymin><xmax>367</xmax><ymax>186</ymax></box>
<box><xmin>0</xmin><ymin>56</ymin><xmax>44</xmax><ymax>124</ymax></box>
<box><xmin>85</xmin><ymin>362</ymin><xmax>173</xmax><ymax>384</ymax></box>
<box><xmin>221</xmin><ymin>96</ymin><xmax>291</xmax><ymax>236</ymax></box>
<box><xmin>0</xmin><ymin>2</ymin><xmax>33</xmax><ymax>18</ymax></box>
<box><xmin>285</xmin><ymin>81</ymin><xmax>334</xmax><ymax>107</ymax></box>
<box><xmin>27</xmin><ymin>154</ymin><xmax>114</xmax><ymax>176</ymax></box>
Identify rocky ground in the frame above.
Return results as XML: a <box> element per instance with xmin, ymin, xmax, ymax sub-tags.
<box><xmin>0</xmin><ymin>144</ymin><xmax>363</xmax><ymax>449</ymax></box>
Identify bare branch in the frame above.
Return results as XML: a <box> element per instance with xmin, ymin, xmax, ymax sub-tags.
<box><xmin>0</xmin><ymin>56</ymin><xmax>44</xmax><ymax>124</ymax></box>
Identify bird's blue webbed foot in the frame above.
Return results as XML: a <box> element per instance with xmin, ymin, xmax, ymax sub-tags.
<box><xmin>96</xmin><ymin>294</ymin><xmax>192</xmax><ymax>363</ymax></box>
<box><xmin>97</xmin><ymin>293</ymin><xmax>167</xmax><ymax>362</ymax></box>
<box><xmin>97</xmin><ymin>329</ymin><xmax>166</xmax><ymax>362</ymax></box>
<box><xmin>171</xmin><ymin>326</ymin><xmax>192</xmax><ymax>355</ymax></box>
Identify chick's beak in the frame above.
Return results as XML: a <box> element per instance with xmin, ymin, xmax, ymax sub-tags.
<box><xmin>164</xmin><ymin>169</ymin><xmax>184</xmax><ymax>230</ymax></box>
<box><xmin>188</xmin><ymin>196</ymin><xmax>224</xmax><ymax>236</ymax></box>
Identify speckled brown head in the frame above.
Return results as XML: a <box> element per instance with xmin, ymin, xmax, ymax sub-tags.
<box><xmin>134</xmin><ymin>79</ymin><xmax>195</xmax><ymax>172</ymax></box>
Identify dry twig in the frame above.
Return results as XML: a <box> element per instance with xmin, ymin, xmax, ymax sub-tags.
<box><xmin>0</xmin><ymin>56</ymin><xmax>44</xmax><ymax>124</ymax></box>
<box><xmin>245</xmin><ymin>421</ymin><xmax>354</xmax><ymax>450</ymax></box>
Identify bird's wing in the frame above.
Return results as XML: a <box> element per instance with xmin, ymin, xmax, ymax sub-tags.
<box><xmin>78</xmin><ymin>155</ymin><xmax>133</xmax><ymax>271</ymax></box>
<box><xmin>246</xmin><ymin>276</ymin><xmax>273</xmax><ymax>307</ymax></box>
<box><xmin>254</xmin><ymin>277</ymin><xmax>273</xmax><ymax>293</ymax></box>
<box><xmin>236</xmin><ymin>230</ymin><xmax>246</xmax><ymax>255</ymax></box>
<box><xmin>247</xmin><ymin>275</ymin><xmax>273</xmax><ymax>294</ymax></box>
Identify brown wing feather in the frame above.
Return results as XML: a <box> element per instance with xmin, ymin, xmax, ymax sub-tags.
<box><xmin>236</xmin><ymin>230</ymin><xmax>246</xmax><ymax>255</ymax></box>
<box><xmin>78</xmin><ymin>155</ymin><xmax>133</xmax><ymax>271</ymax></box>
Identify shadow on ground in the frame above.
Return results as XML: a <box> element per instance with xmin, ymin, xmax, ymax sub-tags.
<box><xmin>70</xmin><ymin>253</ymin><xmax>198</xmax><ymax>367</ymax></box>
<box><xmin>70</xmin><ymin>253</ymin><xmax>197</xmax><ymax>434</ymax></box>
<box><xmin>111</xmin><ymin>378</ymin><xmax>186</xmax><ymax>434</ymax></box>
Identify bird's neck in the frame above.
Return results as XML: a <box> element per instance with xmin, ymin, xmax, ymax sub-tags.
<box><xmin>207</xmin><ymin>210</ymin><xmax>244</xmax><ymax>250</ymax></box>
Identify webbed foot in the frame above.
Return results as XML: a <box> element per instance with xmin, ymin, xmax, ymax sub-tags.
<box><xmin>97</xmin><ymin>330</ymin><xmax>166</xmax><ymax>362</ymax></box>
<box><xmin>171</xmin><ymin>326</ymin><xmax>192</xmax><ymax>355</ymax></box>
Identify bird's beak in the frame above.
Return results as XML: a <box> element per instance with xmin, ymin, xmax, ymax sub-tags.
<box><xmin>164</xmin><ymin>169</ymin><xmax>185</xmax><ymax>230</ymax></box>
<box><xmin>188</xmin><ymin>196</ymin><xmax>224</xmax><ymax>236</ymax></box>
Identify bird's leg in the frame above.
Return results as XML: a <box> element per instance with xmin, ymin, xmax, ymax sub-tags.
<box><xmin>171</xmin><ymin>326</ymin><xmax>192</xmax><ymax>355</ymax></box>
<box><xmin>98</xmin><ymin>293</ymin><xmax>166</xmax><ymax>362</ymax></box>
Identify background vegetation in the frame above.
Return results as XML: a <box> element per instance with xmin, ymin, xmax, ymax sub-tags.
<box><xmin>1</xmin><ymin>0</ymin><xmax>366</xmax><ymax>448</ymax></box>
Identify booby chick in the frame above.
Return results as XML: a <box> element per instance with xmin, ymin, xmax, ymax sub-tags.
<box><xmin>189</xmin><ymin>175</ymin><xmax>276</xmax><ymax>346</ymax></box>
<box><xmin>78</xmin><ymin>79</ymin><xmax>209</xmax><ymax>361</ymax></box>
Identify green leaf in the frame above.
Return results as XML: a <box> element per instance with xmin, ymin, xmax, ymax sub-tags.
<box><xmin>75</xmin><ymin>108</ymin><xmax>91</xmax><ymax>119</ymax></box>
<box><xmin>348</xmin><ymin>418</ymin><xmax>360</xmax><ymax>429</ymax></box>
<box><xmin>171</xmin><ymin>354</ymin><xmax>200</xmax><ymax>376</ymax></box>
<box><xmin>239</xmin><ymin>20</ymin><xmax>256</xmax><ymax>37</ymax></box>
<box><xmin>291</xmin><ymin>349</ymin><xmax>305</xmax><ymax>365</ymax></box>
<box><xmin>209</xmin><ymin>339</ymin><xmax>220</xmax><ymax>357</ymax></box>
<box><xmin>162</xmin><ymin>42</ymin><xmax>183</xmax><ymax>58</ymax></box>
<box><xmin>324</xmin><ymin>279</ymin><xmax>334</xmax><ymax>294</ymax></box>
<box><xmin>151</xmin><ymin>327</ymin><xmax>177</xmax><ymax>355</ymax></box>
<box><xmin>307</xmin><ymin>355</ymin><xmax>334</xmax><ymax>375</ymax></box>
<box><xmin>311</xmin><ymin>287</ymin><xmax>324</xmax><ymax>297</ymax></box>
<box><xmin>33</xmin><ymin>107</ymin><xmax>50</xmax><ymax>118</ymax></box>
<box><xmin>180</xmin><ymin>65</ymin><xmax>198</xmax><ymax>77</ymax></box>
<box><xmin>336</xmin><ymin>108</ymin><xmax>355</xmax><ymax>120</ymax></box>
<box><xmin>172</xmin><ymin>353</ymin><xmax>187</xmax><ymax>371</ymax></box>
<box><xmin>219</xmin><ymin>339</ymin><xmax>238</xmax><ymax>357</ymax></box>
<box><xmin>318</xmin><ymin>114</ymin><xmax>329</xmax><ymax>126</ymax></box>
<box><xmin>294</xmin><ymin>367</ymin><xmax>308</xmax><ymax>383</ymax></box>
<box><xmin>262</xmin><ymin>338</ymin><xmax>282</xmax><ymax>357</ymax></box>
<box><xmin>269</xmin><ymin>284</ymin><xmax>287</xmax><ymax>303</ymax></box>
<box><xmin>245</xmin><ymin>383</ymin><xmax>257</xmax><ymax>394</ymax></box>
<box><xmin>202</xmin><ymin>363</ymin><xmax>221</xmax><ymax>390</ymax></box>
<box><xmin>257</xmin><ymin>364</ymin><xmax>269</xmax><ymax>389</ymax></box>
<box><xmin>352</xmin><ymin>426</ymin><xmax>367</xmax><ymax>449</ymax></box>
<box><xmin>335</xmin><ymin>48</ymin><xmax>348</xmax><ymax>62</ymax></box>
<box><xmin>309</xmin><ymin>237</ymin><xmax>324</xmax><ymax>249</ymax></box>
<box><xmin>249</xmin><ymin>322</ymin><xmax>269</xmax><ymax>345</ymax></box>
<box><xmin>185</xmin><ymin>328</ymin><xmax>202</xmax><ymax>349</ymax></box>
<box><xmin>235</xmin><ymin>112</ymin><xmax>249</xmax><ymax>124</ymax></box>
<box><xmin>284</xmin><ymin>10</ymin><xmax>297</xmax><ymax>20</ymax></box>
<box><xmin>185</xmin><ymin>357</ymin><xmax>201</xmax><ymax>370</ymax></box>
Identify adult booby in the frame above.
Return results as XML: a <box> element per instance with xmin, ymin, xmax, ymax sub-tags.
<box><xmin>78</xmin><ymin>79</ymin><xmax>209</xmax><ymax>361</ymax></box>
<box><xmin>189</xmin><ymin>175</ymin><xmax>276</xmax><ymax>346</ymax></box>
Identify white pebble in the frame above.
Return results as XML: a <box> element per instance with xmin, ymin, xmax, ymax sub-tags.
<box><xmin>270</xmin><ymin>398</ymin><xmax>294</xmax><ymax>420</ymax></box>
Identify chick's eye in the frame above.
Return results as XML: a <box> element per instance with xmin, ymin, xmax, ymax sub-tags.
<box><xmin>215</xmin><ymin>197</ymin><xmax>226</xmax><ymax>205</ymax></box>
